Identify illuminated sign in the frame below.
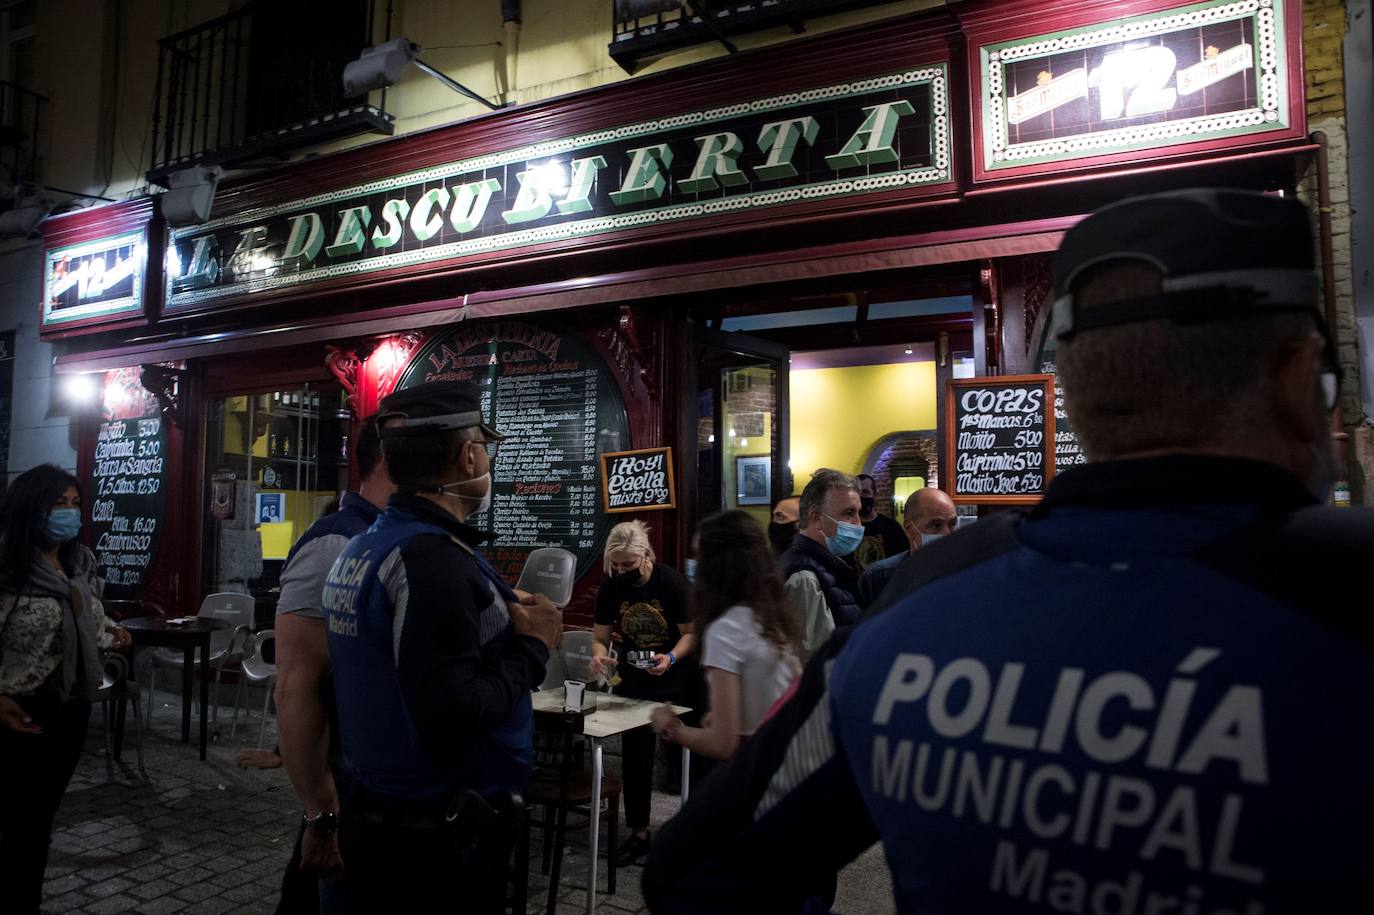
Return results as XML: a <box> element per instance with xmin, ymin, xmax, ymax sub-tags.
<box><xmin>42</xmin><ymin>230</ymin><xmax>147</xmax><ymax>328</ymax></box>
<box><xmin>164</xmin><ymin>65</ymin><xmax>952</xmax><ymax>310</ymax></box>
<box><xmin>980</xmin><ymin>0</ymin><xmax>1288</xmax><ymax>171</ymax></box>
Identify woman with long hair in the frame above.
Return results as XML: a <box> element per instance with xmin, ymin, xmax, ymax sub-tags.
<box><xmin>0</xmin><ymin>464</ymin><xmax>130</xmax><ymax>913</ymax></box>
<box><xmin>651</xmin><ymin>510</ymin><xmax>800</xmax><ymax>760</ymax></box>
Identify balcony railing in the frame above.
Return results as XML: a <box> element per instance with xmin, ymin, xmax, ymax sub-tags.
<box><xmin>610</xmin><ymin>0</ymin><xmax>898</xmax><ymax>72</ymax></box>
<box><xmin>148</xmin><ymin>1</ymin><xmax>393</xmax><ymax>183</ymax></box>
<box><xmin>0</xmin><ymin>79</ymin><xmax>46</xmax><ymax>186</ymax></box>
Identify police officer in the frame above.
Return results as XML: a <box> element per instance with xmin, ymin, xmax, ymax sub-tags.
<box><xmin>643</xmin><ymin>189</ymin><xmax>1374</xmax><ymax>913</ymax></box>
<box><xmin>324</xmin><ymin>379</ymin><xmax>562</xmax><ymax>912</ymax></box>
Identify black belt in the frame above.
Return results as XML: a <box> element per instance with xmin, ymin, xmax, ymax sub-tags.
<box><xmin>347</xmin><ymin>780</ymin><xmax>511</xmax><ymax>837</ymax></box>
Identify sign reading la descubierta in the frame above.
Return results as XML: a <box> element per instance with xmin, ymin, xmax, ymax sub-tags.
<box><xmin>165</xmin><ymin>66</ymin><xmax>950</xmax><ymax>310</ymax></box>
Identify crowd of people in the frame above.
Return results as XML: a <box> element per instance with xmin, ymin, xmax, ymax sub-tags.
<box><xmin>0</xmin><ymin>189</ymin><xmax>1369</xmax><ymax>914</ymax></box>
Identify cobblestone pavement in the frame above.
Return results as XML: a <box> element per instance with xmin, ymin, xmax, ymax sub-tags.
<box><xmin>39</xmin><ymin>688</ymin><xmax>893</xmax><ymax>914</ymax></box>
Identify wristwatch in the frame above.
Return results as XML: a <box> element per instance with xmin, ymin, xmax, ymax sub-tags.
<box><xmin>303</xmin><ymin>810</ymin><xmax>338</xmax><ymax>836</ymax></box>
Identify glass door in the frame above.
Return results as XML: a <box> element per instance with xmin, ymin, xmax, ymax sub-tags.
<box><xmin>683</xmin><ymin>327</ymin><xmax>790</xmax><ymax>536</ymax></box>
<box><xmin>201</xmin><ymin>382</ymin><xmax>350</xmax><ymax>614</ymax></box>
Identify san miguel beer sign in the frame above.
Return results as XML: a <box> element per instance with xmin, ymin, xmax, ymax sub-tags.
<box><xmin>165</xmin><ymin>66</ymin><xmax>951</xmax><ymax>309</ymax></box>
<box><xmin>978</xmin><ymin>0</ymin><xmax>1293</xmax><ymax>175</ymax></box>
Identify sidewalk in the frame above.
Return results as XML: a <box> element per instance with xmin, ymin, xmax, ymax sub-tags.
<box><xmin>40</xmin><ymin>690</ymin><xmax>894</xmax><ymax>914</ymax></box>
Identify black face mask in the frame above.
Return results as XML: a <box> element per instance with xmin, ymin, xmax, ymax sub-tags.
<box><xmin>859</xmin><ymin>496</ymin><xmax>875</xmax><ymax>514</ymax></box>
<box><xmin>768</xmin><ymin>521</ymin><xmax>798</xmax><ymax>554</ymax></box>
<box><xmin>611</xmin><ymin>569</ymin><xmax>641</xmax><ymax>587</ymax></box>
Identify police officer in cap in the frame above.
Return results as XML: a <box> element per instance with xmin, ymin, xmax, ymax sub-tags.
<box><xmin>643</xmin><ymin>189</ymin><xmax>1374</xmax><ymax>913</ymax></box>
<box><xmin>323</xmin><ymin>379</ymin><xmax>562</xmax><ymax>912</ymax></box>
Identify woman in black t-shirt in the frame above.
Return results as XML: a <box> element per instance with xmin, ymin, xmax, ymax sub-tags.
<box><xmin>589</xmin><ymin>520</ymin><xmax>695</xmax><ymax>866</ymax></box>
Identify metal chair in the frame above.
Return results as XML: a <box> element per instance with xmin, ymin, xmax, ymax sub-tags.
<box><xmin>147</xmin><ymin>591</ymin><xmax>255</xmax><ymax>729</ymax></box>
<box><xmin>95</xmin><ymin>652</ymin><xmax>144</xmax><ymax>776</ymax></box>
<box><xmin>230</xmin><ymin>629</ymin><xmax>277</xmax><ymax>748</ymax></box>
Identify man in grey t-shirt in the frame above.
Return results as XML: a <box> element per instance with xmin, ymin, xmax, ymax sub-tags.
<box><xmin>273</xmin><ymin>418</ymin><xmax>393</xmax><ymax>911</ymax></box>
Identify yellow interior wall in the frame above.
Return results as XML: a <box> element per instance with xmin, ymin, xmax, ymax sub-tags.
<box><xmin>789</xmin><ymin>362</ymin><xmax>937</xmax><ymax>492</ymax></box>
<box><xmin>722</xmin><ymin>412</ymin><xmax>773</xmax><ymax>529</ymax></box>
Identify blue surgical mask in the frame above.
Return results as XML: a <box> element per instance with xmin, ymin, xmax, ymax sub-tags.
<box><xmin>822</xmin><ymin>513</ymin><xmax>864</xmax><ymax>557</ymax></box>
<box><xmin>45</xmin><ymin>508</ymin><xmax>82</xmax><ymax>543</ymax></box>
<box><xmin>683</xmin><ymin>558</ymin><xmax>696</xmax><ymax>582</ymax></box>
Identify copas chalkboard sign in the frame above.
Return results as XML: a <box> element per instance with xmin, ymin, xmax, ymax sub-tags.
<box><xmin>600</xmin><ymin>447</ymin><xmax>676</xmax><ymax>514</ymax></box>
<box><xmin>944</xmin><ymin>374</ymin><xmax>1056</xmax><ymax>505</ymax></box>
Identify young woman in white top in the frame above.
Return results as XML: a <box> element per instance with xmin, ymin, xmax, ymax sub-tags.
<box><xmin>651</xmin><ymin>510</ymin><xmax>801</xmax><ymax>759</ymax></box>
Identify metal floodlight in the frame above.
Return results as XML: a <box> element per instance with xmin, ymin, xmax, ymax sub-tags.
<box><xmin>343</xmin><ymin>37</ymin><xmax>503</xmax><ymax>111</ymax></box>
<box><xmin>160</xmin><ymin>165</ymin><xmax>223</xmax><ymax>227</ymax></box>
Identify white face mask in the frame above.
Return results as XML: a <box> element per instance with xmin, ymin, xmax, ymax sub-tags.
<box><xmin>439</xmin><ymin>472</ymin><xmax>492</xmax><ymax>515</ymax></box>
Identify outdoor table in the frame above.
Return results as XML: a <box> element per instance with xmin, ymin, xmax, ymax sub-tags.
<box><xmin>531</xmin><ymin>688</ymin><xmax>691</xmax><ymax>915</ymax></box>
<box><xmin>122</xmin><ymin>616</ymin><xmax>228</xmax><ymax>760</ymax></box>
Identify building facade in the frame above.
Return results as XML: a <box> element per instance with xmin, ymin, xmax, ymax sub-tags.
<box><xmin>0</xmin><ymin>0</ymin><xmax>1367</xmax><ymax>623</ymax></box>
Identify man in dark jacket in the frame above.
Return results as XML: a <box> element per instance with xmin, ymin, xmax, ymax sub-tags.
<box><xmin>644</xmin><ymin>189</ymin><xmax>1374</xmax><ymax>914</ymax></box>
<box><xmin>777</xmin><ymin>469</ymin><xmax>864</xmax><ymax>659</ymax></box>
<box><xmin>324</xmin><ymin>380</ymin><xmax>563</xmax><ymax>912</ymax></box>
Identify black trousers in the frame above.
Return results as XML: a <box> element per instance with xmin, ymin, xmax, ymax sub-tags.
<box><xmin>335</xmin><ymin>792</ymin><xmax>516</xmax><ymax>914</ymax></box>
<box><xmin>621</xmin><ymin>711</ymin><xmax>713</xmax><ymax>832</ymax></box>
<box><xmin>0</xmin><ymin>693</ymin><xmax>91</xmax><ymax>915</ymax></box>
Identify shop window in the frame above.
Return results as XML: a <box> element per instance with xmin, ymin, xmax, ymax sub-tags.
<box><xmin>201</xmin><ymin>383</ymin><xmax>349</xmax><ymax>624</ymax></box>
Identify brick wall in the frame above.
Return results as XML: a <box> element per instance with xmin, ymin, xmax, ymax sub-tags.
<box><xmin>1298</xmin><ymin>0</ymin><xmax>1373</xmax><ymax>502</ymax></box>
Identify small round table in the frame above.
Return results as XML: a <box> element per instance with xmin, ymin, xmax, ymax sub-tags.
<box><xmin>122</xmin><ymin>617</ymin><xmax>229</xmax><ymax>760</ymax></box>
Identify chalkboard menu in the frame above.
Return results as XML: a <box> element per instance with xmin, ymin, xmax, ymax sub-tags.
<box><xmin>1040</xmin><ymin>358</ymin><xmax>1086</xmax><ymax>476</ymax></box>
<box><xmin>89</xmin><ymin>368</ymin><xmax>168</xmax><ymax>594</ymax></box>
<box><xmin>396</xmin><ymin>322</ymin><xmax>631</xmax><ymax>582</ymax></box>
<box><xmin>601</xmin><ymin>447</ymin><xmax>676</xmax><ymax>514</ymax></box>
<box><xmin>944</xmin><ymin>374</ymin><xmax>1056</xmax><ymax>504</ymax></box>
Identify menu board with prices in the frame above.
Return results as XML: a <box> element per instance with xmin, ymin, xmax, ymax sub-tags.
<box><xmin>601</xmin><ymin>447</ymin><xmax>676</xmax><ymax>514</ymax></box>
<box><xmin>89</xmin><ymin>368</ymin><xmax>169</xmax><ymax>594</ymax></box>
<box><xmin>944</xmin><ymin>374</ymin><xmax>1056</xmax><ymax>505</ymax></box>
<box><xmin>396</xmin><ymin>321</ymin><xmax>631</xmax><ymax>583</ymax></box>
<box><xmin>1041</xmin><ymin>359</ymin><xmax>1086</xmax><ymax>476</ymax></box>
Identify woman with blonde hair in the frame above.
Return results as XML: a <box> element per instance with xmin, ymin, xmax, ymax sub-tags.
<box><xmin>588</xmin><ymin>519</ymin><xmax>695</xmax><ymax>866</ymax></box>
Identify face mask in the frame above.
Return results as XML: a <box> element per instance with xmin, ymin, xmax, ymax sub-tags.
<box><xmin>439</xmin><ymin>472</ymin><xmax>492</xmax><ymax>515</ymax></box>
<box><xmin>45</xmin><ymin>508</ymin><xmax>82</xmax><ymax>543</ymax></box>
<box><xmin>822</xmin><ymin>513</ymin><xmax>864</xmax><ymax>557</ymax></box>
<box><xmin>919</xmin><ymin>531</ymin><xmax>946</xmax><ymax>549</ymax></box>
<box><xmin>683</xmin><ymin>558</ymin><xmax>696</xmax><ymax>582</ymax></box>
<box><xmin>859</xmin><ymin>496</ymin><xmax>875</xmax><ymax>514</ymax></box>
<box><xmin>768</xmin><ymin>521</ymin><xmax>798</xmax><ymax>553</ymax></box>
<box><xmin>612</xmin><ymin>568</ymin><xmax>641</xmax><ymax>586</ymax></box>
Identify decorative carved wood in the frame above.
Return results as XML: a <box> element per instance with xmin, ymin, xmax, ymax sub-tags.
<box><xmin>599</xmin><ymin>305</ymin><xmax>657</xmax><ymax>399</ymax></box>
<box><xmin>325</xmin><ymin>346</ymin><xmax>361</xmax><ymax>415</ymax></box>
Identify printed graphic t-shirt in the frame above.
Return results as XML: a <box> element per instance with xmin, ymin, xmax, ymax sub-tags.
<box><xmin>594</xmin><ymin>563</ymin><xmax>691</xmax><ymax>701</ymax></box>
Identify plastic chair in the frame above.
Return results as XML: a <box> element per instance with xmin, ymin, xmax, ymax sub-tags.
<box><xmin>147</xmin><ymin>591</ymin><xmax>255</xmax><ymax>729</ymax></box>
<box><xmin>230</xmin><ymin>629</ymin><xmax>277</xmax><ymax>748</ymax></box>
<box><xmin>95</xmin><ymin>652</ymin><xmax>144</xmax><ymax>776</ymax></box>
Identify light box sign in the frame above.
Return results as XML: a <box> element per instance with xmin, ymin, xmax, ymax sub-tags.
<box><xmin>165</xmin><ymin>65</ymin><xmax>951</xmax><ymax>310</ymax></box>
<box><xmin>42</xmin><ymin>230</ymin><xmax>147</xmax><ymax>329</ymax></box>
<box><xmin>980</xmin><ymin>0</ymin><xmax>1289</xmax><ymax>172</ymax></box>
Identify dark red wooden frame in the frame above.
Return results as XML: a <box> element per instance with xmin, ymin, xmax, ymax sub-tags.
<box><xmin>955</xmin><ymin>0</ymin><xmax>1308</xmax><ymax>187</ymax></box>
<box><xmin>38</xmin><ymin>198</ymin><xmax>161</xmax><ymax>338</ymax></box>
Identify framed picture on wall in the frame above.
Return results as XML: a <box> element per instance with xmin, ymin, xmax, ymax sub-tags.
<box><xmin>736</xmin><ymin>456</ymin><xmax>771</xmax><ymax>506</ymax></box>
<box><xmin>255</xmin><ymin>492</ymin><xmax>284</xmax><ymax>524</ymax></box>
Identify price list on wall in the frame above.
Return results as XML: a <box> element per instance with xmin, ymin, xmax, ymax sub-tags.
<box><xmin>396</xmin><ymin>321</ymin><xmax>631</xmax><ymax>583</ymax></box>
<box><xmin>944</xmin><ymin>374</ymin><xmax>1056</xmax><ymax>505</ymax></box>
<box><xmin>1041</xmin><ymin>359</ymin><xmax>1086</xmax><ymax>476</ymax></box>
<box><xmin>88</xmin><ymin>368</ymin><xmax>169</xmax><ymax>594</ymax></box>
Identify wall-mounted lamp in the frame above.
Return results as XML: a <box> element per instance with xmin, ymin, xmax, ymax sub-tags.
<box><xmin>160</xmin><ymin>165</ymin><xmax>223</xmax><ymax>227</ymax></box>
<box><xmin>0</xmin><ymin>187</ymin><xmax>54</xmax><ymax>239</ymax></box>
<box><xmin>344</xmin><ymin>38</ymin><xmax>504</xmax><ymax>111</ymax></box>
<box><xmin>62</xmin><ymin>373</ymin><xmax>99</xmax><ymax>406</ymax></box>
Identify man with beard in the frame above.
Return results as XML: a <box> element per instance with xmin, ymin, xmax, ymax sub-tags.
<box><xmin>644</xmin><ymin>189</ymin><xmax>1373</xmax><ymax>914</ymax></box>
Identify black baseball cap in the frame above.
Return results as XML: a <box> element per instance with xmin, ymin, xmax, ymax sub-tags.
<box><xmin>1050</xmin><ymin>188</ymin><xmax>1323</xmax><ymax>340</ymax></box>
<box><xmin>376</xmin><ymin>380</ymin><xmax>503</xmax><ymax>441</ymax></box>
